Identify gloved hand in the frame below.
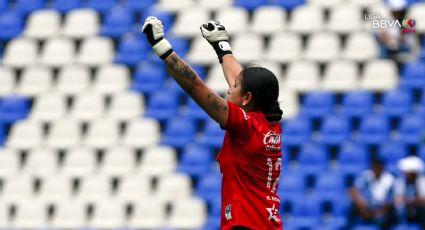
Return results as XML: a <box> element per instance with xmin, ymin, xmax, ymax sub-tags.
<box><xmin>200</xmin><ymin>20</ymin><xmax>232</xmax><ymax>63</ymax></box>
<box><xmin>142</xmin><ymin>16</ymin><xmax>173</xmax><ymax>59</ymax></box>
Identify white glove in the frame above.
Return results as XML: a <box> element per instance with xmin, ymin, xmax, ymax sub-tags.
<box><xmin>200</xmin><ymin>20</ymin><xmax>232</xmax><ymax>63</ymax></box>
<box><xmin>142</xmin><ymin>16</ymin><xmax>173</xmax><ymax>59</ymax></box>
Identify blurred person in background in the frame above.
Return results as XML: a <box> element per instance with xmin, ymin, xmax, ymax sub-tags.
<box><xmin>394</xmin><ymin>156</ymin><xmax>425</xmax><ymax>228</ymax></box>
<box><xmin>348</xmin><ymin>157</ymin><xmax>396</xmax><ymax>229</ymax></box>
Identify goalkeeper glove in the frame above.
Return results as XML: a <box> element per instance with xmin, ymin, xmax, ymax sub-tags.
<box><xmin>142</xmin><ymin>16</ymin><xmax>173</xmax><ymax>59</ymax></box>
<box><xmin>200</xmin><ymin>20</ymin><xmax>232</xmax><ymax>63</ymax></box>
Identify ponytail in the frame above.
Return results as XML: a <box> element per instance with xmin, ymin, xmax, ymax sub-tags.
<box><xmin>263</xmin><ymin>101</ymin><xmax>283</xmax><ymax>122</ymax></box>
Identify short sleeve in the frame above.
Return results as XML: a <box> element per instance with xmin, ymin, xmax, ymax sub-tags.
<box><xmin>224</xmin><ymin>101</ymin><xmax>252</xmax><ymax>140</ymax></box>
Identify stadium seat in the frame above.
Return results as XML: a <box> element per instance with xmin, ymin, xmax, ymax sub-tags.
<box><xmin>285</xmin><ymin>61</ymin><xmax>320</xmax><ymax>92</ymax></box>
<box><xmin>51</xmin><ymin>0</ymin><xmax>82</xmax><ymax>14</ymax></box>
<box><xmin>127</xmin><ymin>198</ymin><xmax>166</xmax><ymax>229</ymax></box>
<box><xmin>30</xmin><ymin>93</ymin><xmax>67</xmax><ymax>122</ymax></box>
<box><xmin>398</xmin><ymin>115</ymin><xmax>425</xmax><ymax>145</ymax></box>
<box><xmin>155</xmin><ymin>173</ymin><xmax>192</xmax><ymax>203</ymax></box>
<box><xmin>187</xmin><ymin>36</ymin><xmax>218</xmax><ymax>65</ymax></box>
<box><xmin>92</xmin><ymin>64</ymin><xmax>130</xmax><ymax>95</ymax></box>
<box><xmin>265</xmin><ymin>32</ymin><xmax>303</xmax><ymax>62</ymax></box>
<box><xmin>61</xmin><ymin>147</ymin><xmax>96</xmax><ymax>177</ymax></box>
<box><xmin>315</xmin><ymin>172</ymin><xmax>345</xmax><ymax>200</ymax></box>
<box><xmin>0</xmin><ymin>96</ymin><xmax>30</xmax><ymax>123</ymax></box>
<box><xmin>319</xmin><ymin>115</ymin><xmax>351</xmax><ymax>145</ymax></box>
<box><xmin>7</xmin><ymin>120</ymin><xmax>43</xmax><ymax>149</ymax></box>
<box><xmin>130</xmin><ymin>62</ymin><xmax>167</xmax><ymax>95</ymax></box>
<box><xmin>70</xmin><ymin>92</ymin><xmax>105</xmax><ymax>121</ymax></box>
<box><xmin>307</xmin><ymin>0</ymin><xmax>344</xmax><ymax>7</ymax></box>
<box><xmin>232</xmin><ymin>33</ymin><xmax>264</xmax><ymax>63</ymax></box>
<box><xmin>0</xmin><ymin>11</ymin><xmax>23</xmax><ymax>41</ymax></box>
<box><xmin>178</xmin><ymin>144</ymin><xmax>213</xmax><ymax>178</ymax></box>
<box><xmin>24</xmin><ymin>148</ymin><xmax>57</xmax><ymax>177</ymax></box>
<box><xmin>0</xmin><ymin>149</ymin><xmax>20</xmax><ymax>178</ymax></box>
<box><xmin>140</xmin><ymin>7</ymin><xmax>174</xmax><ymax>32</ymax></box>
<box><xmin>322</xmin><ymin>60</ymin><xmax>359</xmax><ymax>92</ymax></box>
<box><xmin>161</xmin><ymin>116</ymin><xmax>196</xmax><ymax>148</ymax></box>
<box><xmin>197</xmin><ymin>0</ymin><xmax>232</xmax><ymax>9</ymax></box>
<box><xmin>1</xmin><ymin>175</ymin><xmax>34</xmax><ymax>203</ymax></box>
<box><xmin>288</xmin><ymin>5</ymin><xmax>323</xmax><ymax>34</ymax></box>
<box><xmin>361</xmin><ymin>59</ymin><xmax>398</xmax><ymax>91</ymax></box>
<box><xmin>167</xmin><ymin>36</ymin><xmax>190</xmax><ymax>57</ymax></box>
<box><xmin>304</xmin><ymin>32</ymin><xmax>340</xmax><ymax>62</ymax></box>
<box><xmin>0</xmin><ymin>203</ymin><xmax>8</xmax><ymax>228</ymax></box>
<box><xmin>301</xmin><ymin>92</ymin><xmax>335</xmax><ymax>119</ymax></box>
<box><xmin>327</xmin><ymin>5</ymin><xmax>363</xmax><ymax>33</ymax></box>
<box><xmin>16</xmin><ymin>66</ymin><xmax>53</xmax><ymax>97</ymax></box>
<box><xmin>197</xmin><ymin>119</ymin><xmax>225</xmax><ymax>149</ymax></box>
<box><xmin>46</xmin><ymin>119</ymin><xmax>80</xmax><ymax>149</ymax></box>
<box><xmin>278</xmin><ymin>88</ymin><xmax>299</xmax><ymax>119</ymax></box>
<box><xmin>338</xmin><ymin>143</ymin><xmax>369</xmax><ymax>175</ymax></box>
<box><xmin>114</xmin><ymin>33</ymin><xmax>149</xmax><ymax>66</ymax></box>
<box><xmin>216</xmin><ymin>7</ymin><xmax>249</xmax><ymax>34</ymax></box>
<box><xmin>99</xmin><ymin>147</ymin><xmax>135</xmax><ymax>177</ymax></box>
<box><xmin>358</xmin><ymin>115</ymin><xmax>390</xmax><ymax>145</ymax></box>
<box><xmin>12</xmin><ymin>201</ymin><xmax>46</xmax><ymax>229</ymax></box>
<box><xmin>139</xmin><ymin>146</ymin><xmax>176</xmax><ymax>177</ymax></box>
<box><xmin>291</xmin><ymin>195</ymin><xmax>322</xmax><ymax>227</ymax></box>
<box><xmin>378</xmin><ymin>141</ymin><xmax>406</xmax><ymax>172</ymax></box>
<box><xmin>278</xmin><ymin>173</ymin><xmax>306</xmax><ymax>202</ymax></box>
<box><xmin>343</xmin><ymin>32</ymin><xmax>380</xmax><ymax>62</ymax></box>
<box><xmin>55</xmin><ymin>65</ymin><xmax>91</xmax><ymax>95</ymax></box>
<box><xmin>0</xmin><ymin>66</ymin><xmax>15</xmax><ymax>96</ymax></box>
<box><xmin>271</xmin><ymin>0</ymin><xmax>305</xmax><ymax>10</ymax></box>
<box><xmin>401</xmin><ymin>61</ymin><xmax>425</xmax><ymax>89</ymax></box>
<box><xmin>206</xmin><ymin>64</ymin><xmax>230</xmax><ymax>93</ymax></box>
<box><xmin>282</xmin><ymin>117</ymin><xmax>311</xmax><ymax>147</ymax></box>
<box><xmin>407</xmin><ymin>3</ymin><xmax>425</xmax><ymax>33</ymax></box>
<box><xmin>38</xmin><ymin>175</ymin><xmax>73</xmax><ymax>203</ymax></box>
<box><xmin>251</xmin><ymin>6</ymin><xmax>286</xmax><ymax>35</ymax></box>
<box><xmin>106</xmin><ymin>91</ymin><xmax>144</xmax><ymax>121</ymax></box>
<box><xmin>380</xmin><ymin>89</ymin><xmax>413</xmax><ymax>118</ymax></box>
<box><xmin>0</xmin><ymin>0</ymin><xmax>7</xmax><ymax>11</ymax></box>
<box><xmin>77</xmin><ymin>37</ymin><xmax>114</xmax><ymax>66</ymax></box>
<box><xmin>183</xmin><ymin>98</ymin><xmax>209</xmax><ymax>121</ymax></box>
<box><xmin>3</xmin><ymin>37</ymin><xmax>38</xmax><ymax>68</ymax></box>
<box><xmin>171</xmin><ymin>7</ymin><xmax>209</xmax><ymax>37</ymax></box>
<box><xmin>14</xmin><ymin>0</ymin><xmax>44</xmax><ymax>15</ymax></box>
<box><xmin>123</xmin><ymin>0</ymin><xmax>156</xmax><ymax>12</ymax></box>
<box><xmin>235</xmin><ymin>0</ymin><xmax>267</xmax><ymax>10</ymax></box>
<box><xmin>77</xmin><ymin>175</ymin><xmax>112</xmax><ymax>202</ymax></box>
<box><xmin>0</xmin><ymin>121</ymin><xmax>5</xmax><ymax>146</ymax></box>
<box><xmin>340</xmin><ymin>91</ymin><xmax>374</xmax><ymax>119</ymax></box>
<box><xmin>116</xmin><ymin>174</ymin><xmax>151</xmax><ymax>202</ymax></box>
<box><xmin>39</xmin><ymin>37</ymin><xmax>75</xmax><ymax>67</ymax></box>
<box><xmin>61</xmin><ymin>9</ymin><xmax>99</xmax><ymax>38</ymax></box>
<box><xmin>100</xmin><ymin>6</ymin><xmax>133</xmax><ymax>38</ymax></box>
<box><xmin>145</xmin><ymin>91</ymin><xmax>179</xmax><ymax>121</ymax></box>
<box><xmin>195</xmin><ymin>172</ymin><xmax>221</xmax><ymax>204</ymax></box>
<box><xmin>155</xmin><ymin>0</ymin><xmax>196</xmax><ymax>12</ymax></box>
<box><xmin>167</xmin><ymin>198</ymin><xmax>207</xmax><ymax>229</ymax></box>
<box><xmin>89</xmin><ymin>201</ymin><xmax>125</xmax><ymax>229</ymax></box>
<box><xmin>352</xmin><ymin>225</ymin><xmax>380</xmax><ymax>230</ymax></box>
<box><xmin>24</xmin><ymin>10</ymin><xmax>61</xmax><ymax>39</ymax></box>
<box><xmin>298</xmin><ymin>143</ymin><xmax>328</xmax><ymax>174</ymax></box>
<box><xmin>87</xmin><ymin>0</ymin><xmax>118</xmax><ymax>14</ymax></box>
<box><xmin>392</xmin><ymin>224</ymin><xmax>423</xmax><ymax>230</ymax></box>
<box><xmin>84</xmin><ymin>119</ymin><xmax>119</xmax><ymax>149</ymax></box>
<box><xmin>259</xmin><ymin>61</ymin><xmax>283</xmax><ymax>81</ymax></box>
<box><xmin>51</xmin><ymin>201</ymin><xmax>86</xmax><ymax>229</ymax></box>
<box><xmin>121</xmin><ymin>118</ymin><xmax>161</xmax><ymax>148</ymax></box>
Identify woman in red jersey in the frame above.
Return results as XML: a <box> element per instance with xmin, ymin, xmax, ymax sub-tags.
<box><xmin>142</xmin><ymin>17</ymin><xmax>283</xmax><ymax>230</ymax></box>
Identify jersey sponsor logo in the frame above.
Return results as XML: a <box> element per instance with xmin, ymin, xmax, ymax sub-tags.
<box><xmin>266</xmin><ymin>203</ymin><xmax>281</xmax><ymax>223</ymax></box>
<box><xmin>263</xmin><ymin>130</ymin><xmax>282</xmax><ymax>152</ymax></box>
<box><xmin>225</xmin><ymin>204</ymin><xmax>232</xmax><ymax>220</ymax></box>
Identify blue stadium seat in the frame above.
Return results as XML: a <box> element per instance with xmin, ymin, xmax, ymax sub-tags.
<box><xmin>298</xmin><ymin>143</ymin><xmax>328</xmax><ymax>174</ymax></box>
<box><xmin>114</xmin><ymin>33</ymin><xmax>150</xmax><ymax>66</ymax></box>
<box><xmin>0</xmin><ymin>0</ymin><xmax>8</xmax><ymax>11</ymax></box>
<box><xmin>319</xmin><ymin>115</ymin><xmax>351</xmax><ymax>146</ymax></box>
<box><xmin>0</xmin><ymin>96</ymin><xmax>30</xmax><ymax>123</ymax></box>
<box><xmin>140</xmin><ymin>8</ymin><xmax>173</xmax><ymax>32</ymax></box>
<box><xmin>401</xmin><ymin>61</ymin><xmax>425</xmax><ymax>90</ymax></box>
<box><xmin>315</xmin><ymin>173</ymin><xmax>345</xmax><ymax>201</ymax></box>
<box><xmin>419</xmin><ymin>145</ymin><xmax>425</xmax><ymax>162</ymax></box>
<box><xmin>14</xmin><ymin>0</ymin><xmax>44</xmax><ymax>14</ymax></box>
<box><xmin>161</xmin><ymin>116</ymin><xmax>196</xmax><ymax>148</ymax></box>
<box><xmin>291</xmin><ymin>195</ymin><xmax>322</xmax><ymax>227</ymax></box>
<box><xmin>282</xmin><ymin>117</ymin><xmax>311</xmax><ymax>147</ymax></box>
<box><xmin>271</xmin><ymin>0</ymin><xmax>305</xmax><ymax>10</ymax></box>
<box><xmin>301</xmin><ymin>92</ymin><xmax>335</xmax><ymax>119</ymax></box>
<box><xmin>352</xmin><ymin>225</ymin><xmax>380</xmax><ymax>230</ymax></box>
<box><xmin>0</xmin><ymin>11</ymin><xmax>24</xmax><ymax>40</ymax></box>
<box><xmin>340</xmin><ymin>91</ymin><xmax>374</xmax><ymax>119</ymax></box>
<box><xmin>338</xmin><ymin>143</ymin><xmax>368</xmax><ymax>175</ymax></box>
<box><xmin>100</xmin><ymin>7</ymin><xmax>134</xmax><ymax>38</ymax></box>
<box><xmin>130</xmin><ymin>62</ymin><xmax>167</xmax><ymax>95</ymax></box>
<box><xmin>392</xmin><ymin>224</ymin><xmax>423</xmax><ymax>230</ymax></box>
<box><xmin>358</xmin><ymin>115</ymin><xmax>389</xmax><ymax>145</ymax></box>
<box><xmin>87</xmin><ymin>0</ymin><xmax>118</xmax><ymax>14</ymax></box>
<box><xmin>178</xmin><ymin>144</ymin><xmax>213</xmax><ymax>178</ymax></box>
<box><xmin>145</xmin><ymin>91</ymin><xmax>179</xmax><ymax>121</ymax></box>
<box><xmin>398</xmin><ymin>115</ymin><xmax>425</xmax><ymax>145</ymax></box>
<box><xmin>51</xmin><ymin>0</ymin><xmax>82</xmax><ymax>13</ymax></box>
<box><xmin>197</xmin><ymin>119</ymin><xmax>225</xmax><ymax>149</ymax></box>
<box><xmin>235</xmin><ymin>0</ymin><xmax>268</xmax><ymax>10</ymax></box>
<box><xmin>195</xmin><ymin>172</ymin><xmax>221</xmax><ymax>205</ymax></box>
<box><xmin>124</xmin><ymin>0</ymin><xmax>156</xmax><ymax>13</ymax></box>
<box><xmin>278</xmin><ymin>173</ymin><xmax>306</xmax><ymax>201</ymax></box>
<box><xmin>183</xmin><ymin>98</ymin><xmax>208</xmax><ymax>121</ymax></box>
<box><xmin>167</xmin><ymin>36</ymin><xmax>189</xmax><ymax>58</ymax></box>
<box><xmin>0</xmin><ymin>120</ymin><xmax>5</xmax><ymax>146</ymax></box>
<box><xmin>378</xmin><ymin>141</ymin><xmax>406</xmax><ymax>172</ymax></box>
<box><xmin>381</xmin><ymin>89</ymin><xmax>412</xmax><ymax>118</ymax></box>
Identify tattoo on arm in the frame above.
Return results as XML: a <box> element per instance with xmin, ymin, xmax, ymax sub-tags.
<box><xmin>207</xmin><ymin>93</ymin><xmax>228</xmax><ymax>113</ymax></box>
<box><xmin>165</xmin><ymin>54</ymin><xmax>198</xmax><ymax>92</ymax></box>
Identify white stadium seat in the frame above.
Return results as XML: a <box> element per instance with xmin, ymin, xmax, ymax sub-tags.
<box><xmin>50</xmin><ymin>201</ymin><xmax>87</xmax><ymax>229</ymax></box>
<box><xmin>343</xmin><ymin>32</ymin><xmax>380</xmax><ymax>62</ymax></box>
<box><xmin>89</xmin><ymin>201</ymin><xmax>126</xmax><ymax>229</ymax></box>
<box><xmin>206</xmin><ymin>64</ymin><xmax>229</xmax><ymax>94</ymax></box>
<box><xmin>187</xmin><ymin>37</ymin><xmax>218</xmax><ymax>65</ymax></box>
<box><xmin>84</xmin><ymin>119</ymin><xmax>119</xmax><ymax>148</ymax></box>
<box><xmin>347</xmin><ymin>0</ymin><xmax>386</xmax><ymax>7</ymax></box>
<box><xmin>407</xmin><ymin>3</ymin><xmax>425</xmax><ymax>33</ymax></box>
<box><xmin>139</xmin><ymin>146</ymin><xmax>177</xmax><ymax>177</ymax></box>
<box><xmin>39</xmin><ymin>37</ymin><xmax>75</xmax><ymax>67</ymax></box>
<box><xmin>76</xmin><ymin>37</ymin><xmax>114</xmax><ymax>67</ymax></box>
<box><xmin>289</xmin><ymin>5</ymin><xmax>324</xmax><ymax>34</ymax></box>
<box><xmin>121</xmin><ymin>118</ymin><xmax>161</xmax><ymax>148</ymax></box>
<box><xmin>38</xmin><ymin>175</ymin><xmax>73</xmax><ymax>203</ymax></box>
<box><xmin>279</xmin><ymin>88</ymin><xmax>299</xmax><ymax>120</ymax></box>
<box><xmin>1</xmin><ymin>176</ymin><xmax>34</xmax><ymax>203</ymax></box>
<box><xmin>107</xmin><ymin>92</ymin><xmax>144</xmax><ymax>121</ymax></box>
<box><xmin>197</xmin><ymin>0</ymin><xmax>232</xmax><ymax>9</ymax></box>
<box><xmin>167</xmin><ymin>198</ymin><xmax>207</xmax><ymax>229</ymax></box>
<box><xmin>3</xmin><ymin>38</ymin><xmax>38</xmax><ymax>68</ymax></box>
<box><xmin>70</xmin><ymin>92</ymin><xmax>105</xmax><ymax>121</ymax></box>
<box><xmin>76</xmin><ymin>175</ymin><xmax>112</xmax><ymax>202</ymax></box>
<box><xmin>92</xmin><ymin>64</ymin><xmax>130</xmax><ymax>95</ymax></box>
<box><xmin>251</xmin><ymin>6</ymin><xmax>287</xmax><ymax>35</ymax></box>
<box><xmin>116</xmin><ymin>175</ymin><xmax>152</xmax><ymax>202</ymax></box>
<box><xmin>258</xmin><ymin>61</ymin><xmax>283</xmax><ymax>82</ymax></box>
<box><xmin>232</xmin><ymin>34</ymin><xmax>264</xmax><ymax>63</ymax></box>
<box><xmin>7</xmin><ymin>120</ymin><xmax>43</xmax><ymax>149</ymax></box>
<box><xmin>127</xmin><ymin>198</ymin><xmax>166</xmax><ymax>229</ymax></box>
<box><xmin>155</xmin><ymin>173</ymin><xmax>192</xmax><ymax>203</ymax></box>
<box><xmin>304</xmin><ymin>32</ymin><xmax>340</xmax><ymax>62</ymax></box>
<box><xmin>265</xmin><ymin>33</ymin><xmax>302</xmax><ymax>63</ymax></box>
<box><xmin>285</xmin><ymin>61</ymin><xmax>321</xmax><ymax>92</ymax></box>
<box><xmin>16</xmin><ymin>66</ymin><xmax>52</xmax><ymax>97</ymax></box>
<box><xmin>0</xmin><ymin>149</ymin><xmax>20</xmax><ymax>178</ymax></box>
<box><xmin>322</xmin><ymin>60</ymin><xmax>359</xmax><ymax>92</ymax></box>
<box><xmin>0</xmin><ymin>66</ymin><xmax>15</xmax><ymax>96</ymax></box>
<box><xmin>24</xmin><ymin>10</ymin><xmax>61</xmax><ymax>39</ymax></box>
<box><xmin>216</xmin><ymin>7</ymin><xmax>249</xmax><ymax>34</ymax></box>
<box><xmin>46</xmin><ymin>119</ymin><xmax>81</xmax><ymax>149</ymax></box>
<box><xmin>61</xmin><ymin>9</ymin><xmax>99</xmax><ymax>39</ymax></box>
<box><xmin>307</xmin><ymin>0</ymin><xmax>345</xmax><ymax>7</ymax></box>
<box><xmin>61</xmin><ymin>147</ymin><xmax>96</xmax><ymax>177</ymax></box>
<box><xmin>24</xmin><ymin>148</ymin><xmax>58</xmax><ymax>177</ymax></box>
<box><xmin>30</xmin><ymin>93</ymin><xmax>67</xmax><ymax>122</ymax></box>
<box><xmin>12</xmin><ymin>201</ymin><xmax>47</xmax><ymax>229</ymax></box>
<box><xmin>155</xmin><ymin>0</ymin><xmax>196</xmax><ymax>12</ymax></box>
<box><xmin>360</xmin><ymin>59</ymin><xmax>398</xmax><ymax>91</ymax></box>
<box><xmin>172</xmin><ymin>7</ymin><xmax>210</xmax><ymax>37</ymax></box>
<box><xmin>327</xmin><ymin>5</ymin><xmax>364</xmax><ymax>33</ymax></box>
<box><xmin>55</xmin><ymin>65</ymin><xmax>91</xmax><ymax>95</ymax></box>
<box><xmin>99</xmin><ymin>147</ymin><xmax>135</xmax><ymax>177</ymax></box>
<box><xmin>0</xmin><ymin>203</ymin><xmax>8</xmax><ymax>228</ymax></box>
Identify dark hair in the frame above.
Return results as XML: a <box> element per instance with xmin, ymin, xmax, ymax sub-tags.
<box><xmin>240</xmin><ymin>66</ymin><xmax>283</xmax><ymax>122</ymax></box>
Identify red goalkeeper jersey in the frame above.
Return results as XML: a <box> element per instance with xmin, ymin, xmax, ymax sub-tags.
<box><xmin>217</xmin><ymin>101</ymin><xmax>283</xmax><ymax>230</ymax></box>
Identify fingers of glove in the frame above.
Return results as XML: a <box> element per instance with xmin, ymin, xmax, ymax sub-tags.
<box><xmin>142</xmin><ymin>16</ymin><xmax>156</xmax><ymax>32</ymax></box>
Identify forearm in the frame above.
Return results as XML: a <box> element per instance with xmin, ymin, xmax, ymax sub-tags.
<box><xmin>221</xmin><ymin>54</ymin><xmax>243</xmax><ymax>87</ymax></box>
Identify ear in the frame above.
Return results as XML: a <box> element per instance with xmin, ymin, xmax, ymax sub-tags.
<box><xmin>242</xmin><ymin>92</ymin><xmax>253</xmax><ymax>106</ymax></box>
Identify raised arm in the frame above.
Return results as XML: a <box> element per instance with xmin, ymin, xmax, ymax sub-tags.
<box><xmin>142</xmin><ymin>17</ymin><xmax>228</xmax><ymax>127</ymax></box>
<box><xmin>200</xmin><ymin>21</ymin><xmax>242</xmax><ymax>87</ymax></box>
